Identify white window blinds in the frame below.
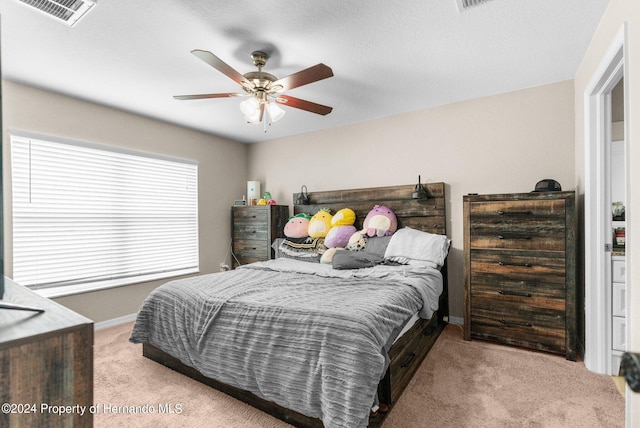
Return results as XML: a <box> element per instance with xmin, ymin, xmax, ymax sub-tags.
<box><xmin>11</xmin><ymin>132</ymin><xmax>199</xmax><ymax>292</ymax></box>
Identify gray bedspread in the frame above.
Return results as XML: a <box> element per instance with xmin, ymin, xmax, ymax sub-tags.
<box><xmin>129</xmin><ymin>258</ymin><xmax>442</xmax><ymax>428</ymax></box>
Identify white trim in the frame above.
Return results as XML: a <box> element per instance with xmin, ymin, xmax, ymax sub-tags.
<box><xmin>447</xmin><ymin>315</ymin><xmax>464</xmax><ymax>326</ymax></box>
<box><xmin>94</xmin><ymin>313</ymin><xmax>138</xmax><ymax>331</ymax></box>
<box><xmin>9</xmin><ymin>129</ymin><xmax>199</xmax><ymax>165</ymax></box>
<box><xmin>583</xmin><ymin>23</ymin><xmax>627</xmax><ymax>375</ymax></box>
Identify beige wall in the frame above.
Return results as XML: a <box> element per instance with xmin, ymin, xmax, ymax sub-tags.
<box><xmin>248</xmin><ymin>80</ymin><xmax>576</xmax><ymax>324</ymax></box>
<box><xmin>2</xmin><ymin>80</ymin><xmax>248</xmax><ymax>322</ymax></box>
<box><xmin>574</xmin><ymin>0</ymin><xmax>640</xmax><ymax>422</ymax></box>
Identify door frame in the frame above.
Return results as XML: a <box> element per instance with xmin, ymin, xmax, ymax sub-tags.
<box><xmin>583</xmin><ymin>23</ymin><xmax>628</xmax><ymax>375</ymax></box>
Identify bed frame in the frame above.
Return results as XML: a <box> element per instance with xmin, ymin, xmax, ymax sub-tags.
<box><xmin>143</xmin><ymin>182</ymin><xmax>449</xmax><ymax>427</ymax></box>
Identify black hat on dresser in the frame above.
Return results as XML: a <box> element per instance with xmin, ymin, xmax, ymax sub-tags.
<box><xmin>532</xmin><ymin>179</ymin><xmax>562</xmax><ymax>192</ymax></box>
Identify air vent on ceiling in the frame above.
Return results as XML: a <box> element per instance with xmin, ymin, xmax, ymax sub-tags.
<box><xmin>16</xmin><ymin>0</ymin><xmax>96</xmax><ymax>27</ymax></box>
<box><xmin>456</xmin><ymin>0</ymin><xmax>491</xmax><ymax>11</ymax></box>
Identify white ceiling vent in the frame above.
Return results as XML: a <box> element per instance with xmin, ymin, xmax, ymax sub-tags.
<box><xmin>16</xmin><ymin>0</ymin><xmax>96</xmax><ymax>27</ymax></box>
<box><xmin>456</xmin><ymin>0</ymin><xmax>492</xmax><ymax>11</ymax></box>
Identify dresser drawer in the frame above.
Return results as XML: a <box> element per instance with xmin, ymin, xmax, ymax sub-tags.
<box><xmin>232</xmin><ymin>239</ymin><xmax>270</xmax><ymax>263</ymax></box>
<box><xmin>233</xmin><ymin>223</ymin><xmax>269</xmax><ymax>240</ymax></box>
<box><xmin>471</xmin><ymin>291</ymin><xmax>565</xmax><ymax>321</ymax></box>
<box><xmin>471</xmin><ymin>311</ymin><xmax>566</xmax><ymax>354</ymax></box>
<box><xmin>612</xmin><ymin>316</ymin><xmax>626</xmax><ymax>351</ymax></box>
<box><xmin>470</xmin><ymin>249</ymin><xmax>566</xmax><ymax>284</ymax></box>
<box><xmin>469</xmin><ymin>200</ymin><xmax>565</xmax><ymax>251</ymax></box>
<box><xmin>612</xmin><ymin>281</ymin><xmax>626</xmax><ymax>317</ymax></box>
<box><xmin>469</xmin><ymin>199</ymin><xmax>566</xmax><ymax>219</ymax></box>
<box><xmin>612</xmin><ymin>259</ymin><xmax>626</xmax><ymax>282</ymax></box>
<box><xmin>233</xmin><ymin>208</ymin><xmax>268</xmax><ymax>224</ymax></box>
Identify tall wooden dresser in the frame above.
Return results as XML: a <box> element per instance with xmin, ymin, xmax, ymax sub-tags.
<box><xmin>0</xmin><ymin>278</ymin><xmax>93</xmax><ymax>427</ymax></box>
<box><xmin>463</xmin><ymin>191</ymin><xmax>577</xmax><ymax>360</ymax></box>
<box><xmin>231</xmin><ymin>205</ymin><xmax>289</xmax><ymax>268</ymax></box>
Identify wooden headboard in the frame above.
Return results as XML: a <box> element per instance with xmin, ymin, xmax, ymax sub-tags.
<box><xmin>293</xmin><ymin>182</ymin><xmax>446</xmax><ymax>236</ymax></box>
<box><xmin>293</xmin><ymin>182</ymin><xmax>449</xmax><ymax>321</ymax></box>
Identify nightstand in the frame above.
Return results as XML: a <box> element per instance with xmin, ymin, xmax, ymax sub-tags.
<box><xmin>231</xmin><ymin>205</ymin><xmax>289</xmax><ymax>267</ymax></box>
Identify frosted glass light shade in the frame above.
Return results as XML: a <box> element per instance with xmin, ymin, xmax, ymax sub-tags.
<box><xmin>240</xmin><ymin>97</ymin><xmax>260</xmax><ymax>119</ymax></box>
<box><xmin>268</xmin><ymin>102</ymin><xmax>286</xmax><ymax>123</ymax></box>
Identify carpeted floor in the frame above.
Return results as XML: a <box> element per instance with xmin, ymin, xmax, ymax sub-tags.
<box><xmin>94</xmin><ymin>322</ymin><xmax>625</xmax><ymax>427</ymax></box>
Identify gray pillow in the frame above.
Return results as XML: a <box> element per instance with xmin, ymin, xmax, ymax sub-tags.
<box><xmin>332</xmin><ymin>251</ymin><xmax>384</xmax><ymax>270</ymax></box>
<box><xmin>363</xmin><ymin>235</ymin><xmax>393</xmax><ymax>257</ymax></box>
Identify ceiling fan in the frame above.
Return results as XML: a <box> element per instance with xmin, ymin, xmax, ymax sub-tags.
<box><xmin>174</xmin><ymin>49</ymin><xmax>334</xmax><ymax>125</ymax></box>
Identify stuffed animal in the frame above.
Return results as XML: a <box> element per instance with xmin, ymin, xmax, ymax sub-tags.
<box><xmin>331</xmin><ymin>208</ymin><xmax>356</xmax><ymax>227</ymax></box>
<box><xmin>308</xmin><ymin>208</ymin><xmax>333</xmax><ymax>239</ymax></box>
<box><xmin>320</xmin><ymin>247</ymin><xmax>344</xmax><ymax>264</ymax></box>
<box><xmin>325</xmin><ymin>225</ymin><xmax>357</xmax><ymax>248</ymax></box>
<box><xmin>362</xmin><ymin>205</ymin><xmax>397</xmax><ymax>237</ymax></box>
<box><xmin>324</xmin><ymin>208</ymin><xmax>357</xmax><ymax>248</ymax></box>
<box><xmin>345</xmin><ymin>230</ymin><xmax>367</xmax><ymax>251</ymax></box>
<box><xmin>283</xmin><ymin>213</ymin><xmax>312</xmax><ymax>239</ymax></box>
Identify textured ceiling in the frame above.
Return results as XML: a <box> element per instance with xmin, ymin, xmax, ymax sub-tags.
<box><xmin>0</xmin><ymin>0</ymin><xmax>609</xmax><ymax>144</ymax></box>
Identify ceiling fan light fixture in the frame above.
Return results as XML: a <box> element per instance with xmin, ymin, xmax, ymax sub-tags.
<box><xmin>240</xmin><ymin>97</ymin><xmax>260</xmax><ymax>117</ymax></box>
<box><xmin>268</xmin><ymin>102</ymin><xmax>286</xmax><ymax>123</ymax></box>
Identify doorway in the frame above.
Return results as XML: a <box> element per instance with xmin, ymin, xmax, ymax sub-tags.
<box><xmin>583</xmin><ymin>24</ymin><xmax>629</xmax><ymax>376</ymax></box>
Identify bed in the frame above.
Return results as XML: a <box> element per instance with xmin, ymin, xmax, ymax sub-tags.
<box><xmin>130</xmin><ymin>183</ymin><xmax>449</xmax><ymax>427</ymax></box>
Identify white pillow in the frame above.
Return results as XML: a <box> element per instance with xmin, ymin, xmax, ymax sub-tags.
<box><xmin>384</xmin><ymin>227</ymin><xmax>450</xmax><ymax>268</ymax></box>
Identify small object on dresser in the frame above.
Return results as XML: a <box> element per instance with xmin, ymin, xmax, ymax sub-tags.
<box><xmin>532</xmin><ymin>179</ymin><xmax>562</xmax><ymax>192</ymax></box>
<box><xmin>234</xmin><ymin>199</ymin><xmax>247</xmax><ymax>206</ymax></box>
<box><xmin>247</xmin><ymin>181</ymin><xmax>260</xmax><ymax>205</ymax></box>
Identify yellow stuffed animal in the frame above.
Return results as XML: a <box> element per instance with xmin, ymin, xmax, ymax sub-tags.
<box><xmin>308</xmin><ymin>208</ymin><xmax>333</xmax><ymax>239</ymax></box>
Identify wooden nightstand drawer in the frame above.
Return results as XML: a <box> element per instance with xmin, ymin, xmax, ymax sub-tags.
<box><xmin>233</xmin><ymin>208</ymin><xmax>268</xmax><ymax>223</ymax></box>
<box><xmin>233</xmin><ymin>223</ymin><xmax>269</xmax><ymax>240</ymax></box>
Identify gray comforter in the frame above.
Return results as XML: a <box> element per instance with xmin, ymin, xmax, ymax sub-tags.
<box><xmin>130</xmin><ymin>258</ymin><xmax>442</xmax><ymax>428</ymax></box>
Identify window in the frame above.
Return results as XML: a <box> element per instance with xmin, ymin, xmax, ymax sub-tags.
<box><xmin>10</xmin><ymin>131</ymin><xmax>199</xmax><ymax>296</ymax></box>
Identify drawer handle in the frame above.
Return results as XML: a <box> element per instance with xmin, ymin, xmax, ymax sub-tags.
<box><xmin>499</xmin><ymin>290</ymin><xmax>532</xmax><ymax>298</ymax></box>
<box><xmin>497</xmin><ymin>234</ymin><xmax>532</xmax><ymax>240</ymax></box>
<box><xmin>496</xmin><ymin>210</ymin><xmax>533</xmax><ymax>216</ymax></box>
<box><xmin>498</xmin><ymin>261</ymin><xmax>532</xmax><ymax>268</ymax></box>
<box><xmin>499</xmin><ymin>319</ymin><xmax>533</xmax><ymax>327</ymax></box>
<box><xmin>400</xmin><ymin>352</ymin><xmax>416</xmax><ymax>368</ymax></box>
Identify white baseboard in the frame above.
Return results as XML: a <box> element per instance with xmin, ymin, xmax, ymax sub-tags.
<box><xmin>447</xmin><ymin>315</ymin><xmax>464</xmax><ymax>326</ymax></box>
<box><xmin>94</xmin><ymin>313</ymin><xmax>138</xmax><ymax>331</ymax></box>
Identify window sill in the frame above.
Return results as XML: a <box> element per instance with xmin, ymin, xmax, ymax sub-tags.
<box><xmin>33</xmin><ymin>268</ymin><xmax>199</xmax><ymax>299</ymax></box>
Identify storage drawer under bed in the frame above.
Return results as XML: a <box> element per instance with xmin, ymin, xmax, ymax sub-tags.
<box><xmin>378</xmin><ymin>314</ymin><xmax>441</xmax><ymax>406</ymax></box>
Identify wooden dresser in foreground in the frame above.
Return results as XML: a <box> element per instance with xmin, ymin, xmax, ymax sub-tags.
<box><xmin>463</xmin><ymin>191</ymin><xmax>577</xmax><ymax>360</ymax></box>
<box><xmin>232</xmin><ymin>205</ymin><xmax>289</xmax><ymax>268</ymax></box>
<box><xmin>0</xmin><ymin>278</ymin><xmax>94</xmax><ymax>427</ymax></box>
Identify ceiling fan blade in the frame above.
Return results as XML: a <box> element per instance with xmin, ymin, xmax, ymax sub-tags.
<box><xmin>191</xmin><ymin>49</ymin><xmax>251</xmax><ymax>87</ymax></box>
<box><xmin>275</xmin><ymin>95</ymin><xmax>333</xmax><ymax>116</ymax></box>
<box><xmin>272</xmin><ymin>63</ymin><xmax>333</xmax><ymax>92</ymax></box>
<box><xmin>174</xmin><ymin>93</ymin><xmax>244</xmax><ymax>100</ymax></box>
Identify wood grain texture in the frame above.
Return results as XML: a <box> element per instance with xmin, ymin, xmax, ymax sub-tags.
<box><xmin>294</xmin><ymin>182</ymin><xmax>446</xmax><ymax>235</ymax></box>
<box><xmin>0</xmin><ymin>280</ymin><xmax>94</xmax><ymax>427</ymax></box>
<box><xmin>231</xmin><ymin>205</ymin><xmax>289</xmax><ymax>267</ymax></box>
<box><xmin>463</xmin><ymin>191</ymin><xmax>577</xmax><ymax>360</ymax></box>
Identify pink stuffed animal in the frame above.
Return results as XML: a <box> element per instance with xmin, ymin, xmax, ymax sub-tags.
<box><xmin>362</xmin><ymin>205</ymin><xmax>397</xmax><ymax>237</ymax></box>
<box><xmin>283</xmin><ymin>213</ymin><xmax>312</xmax><ymax>238</ymax></box>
